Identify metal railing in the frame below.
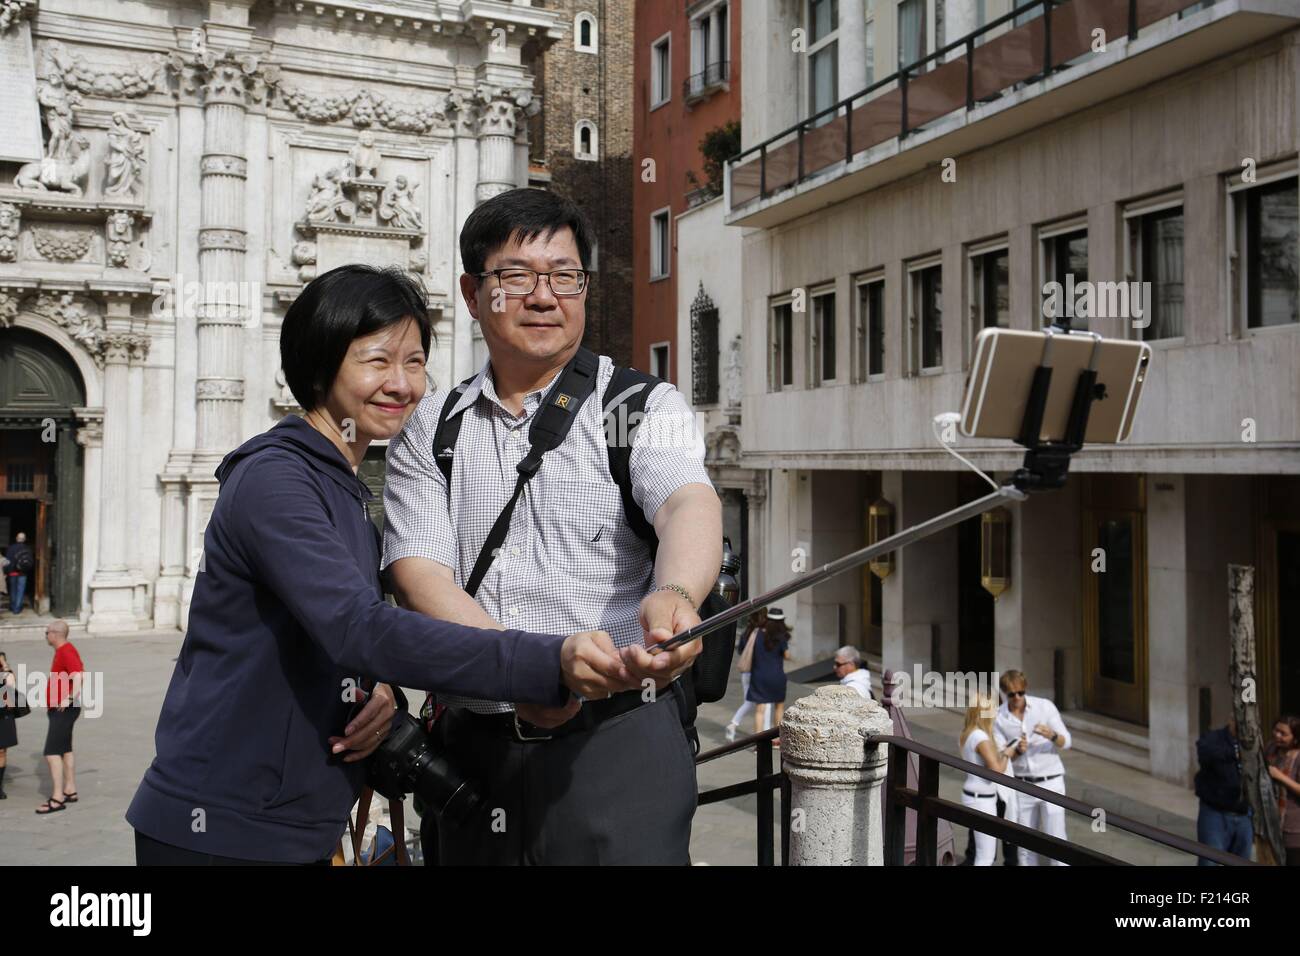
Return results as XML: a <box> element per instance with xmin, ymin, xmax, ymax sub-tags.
<box><xmin>728</xmin><ymin>0</ymin><xmax>1214</xmax><ymax>208</ymax></box>
<box><xmin>875</xmin><ymin>733</ymin><xmax>1254</xmax><ymax>866</ymax></box>
<box><xmin>698</xmin><ymin>725</ymin><xmax>1253</xmax><ymax>865</ymax></box>
<box><xmin>695</xmin><ymin>727</ymin><xmax>791</xmax><ymax>866</ymax></box>
<box><xmin>683</xmin><ymin>59</ymin><xmax>730</xmax><ymax>100</ymax></box>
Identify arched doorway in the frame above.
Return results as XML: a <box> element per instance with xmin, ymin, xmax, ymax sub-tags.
<box><xmin>0</xmin><ymin>328</ymin><xmax>87</xmax><ymax>616</ymax></box>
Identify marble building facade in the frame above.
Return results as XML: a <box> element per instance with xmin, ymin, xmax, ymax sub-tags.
<box><xmin>0</xmin><ymin>0</ymin><xmax>563</xmax><ymax>632</ymax></box>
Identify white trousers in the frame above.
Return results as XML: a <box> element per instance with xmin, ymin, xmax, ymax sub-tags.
<box><xmin>1015</xmin><ymin>774</ymin><xmax>1069</xmax><ymax>866</ymax></box>
<box><xmin>961</xmin><ymin>791</ymin><xmax>1000</xmax><ymax>865</ymax></box>
<box><xmin>729</xmin><ymin>672</ymin><xmax>755</xmax><ymax>727</ymax></box>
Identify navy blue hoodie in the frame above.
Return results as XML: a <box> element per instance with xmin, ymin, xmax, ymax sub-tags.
<box><xmin>127</xmin><ymin>415</ymin><xmax>569</xmax><ymax>862</ymax></box>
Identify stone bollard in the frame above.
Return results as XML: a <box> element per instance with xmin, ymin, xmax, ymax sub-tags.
<box><xmin>781</xmin><ymin>684</ymin><xmax>894</xmax><ymax>865</ymax></box>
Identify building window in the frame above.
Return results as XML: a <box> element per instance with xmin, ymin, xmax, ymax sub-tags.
<box><xmin>854</xmin><ymin>276</ymin><xmax>885</xmax><ymax>382</ymax></box>
<box><xmin>650</xmin><ymin>342</ymin><xmax>671</xmax><ymax>380</ymax></box>
<box><xmin>651</xmin><ymin>34</ymin><xmax>672</xmax><ymax>108</ymax></box>
<box><xmin>898</xmin><ymin>0</ymin><xmax>926</xmax><ymax>71</ymax></box>
<box><xmin>1126</xmin><ymin>203</ymin><xmax>1184</xmax><ymax>341</ymax></box>
<box><xmin>770</xmin><ymin>300</ymin><xmax>795</xmax><ymax>391</ymax></box>
<box><xmin>690</xmin><ymin>283</ymin><xmax>720</xmax><ymax>405</ymax></box>
<box><xmin>575</xmin><ymin>12</ymin><xmax>598</xmax><ymax>53</ymax></box>
<box><xmin>809</xmin><ymin>288</ymin><xmax>837</xmax><ymax>386</ymax></box>
<box><xmin>1040</xmin><ymin>223</ymin><xmax>1089</xmax><ymax>330</ymax></box>
<box><xmin>908</xmin><ymin>261</ymin><xmax>943</xmax><ymax>372</ymax></box>
<box><xmin>970</xmin><ymin>245</ymin><xmax>1010</xmax><ymax>349</ymax></box>
<box><xmin>1231</xmin><ymin>174</ymin><xmax>1299</xmax><ymax>331</ymax></box>
<box><xmin>688</xmin><ymin>1</ymin><xmax>730</xmax><ymax>97</ymax></box>
<box><xmin>807</xmin><ymin>0</ymin><xmax>839</xmax><ymax>119</ymax></box>
<box><xmin>574</xmin><ymin>120</ymin><xmax>598</xmax><ymax>160</ymax></box>
<box><xmin>650</xmin><ymin>208</ymin><xmax>671</xmax><ymax>279</ymax></box>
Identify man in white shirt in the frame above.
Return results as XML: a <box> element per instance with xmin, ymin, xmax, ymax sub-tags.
<box><xmin>833</xmin><ymin>646</ymin><xmax>874</xmax><ymax>700</ymax></box>
<box><xmin>994</xmin><ymin>669</ymin><xmax>1072</xmax><ymax>866</ymax></box>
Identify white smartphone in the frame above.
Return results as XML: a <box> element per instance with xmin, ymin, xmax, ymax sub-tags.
<box><xmin>960</xmin><ymin>328</ymin><xmax>1152</xmax><ymax>444</ymax></box>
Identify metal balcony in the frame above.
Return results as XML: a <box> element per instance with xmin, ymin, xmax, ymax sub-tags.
<box><xmin>727</xmin><ymin>0</ymin><xmax>1300</xmax><ymax>228</ymax></box>
<box><xmin>684</xmin><ymin>58</ymin><xmax>730</xmax><ymax>102</ymax></box>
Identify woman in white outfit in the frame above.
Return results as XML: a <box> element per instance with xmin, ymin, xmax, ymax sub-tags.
<box><xmin>959</xmin><ymin>693</ymin><xmax>1021</xmax><ymax>865</ymax></box>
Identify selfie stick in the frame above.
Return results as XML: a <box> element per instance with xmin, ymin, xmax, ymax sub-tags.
<box><xmin>652</xmin><ymin>326</ymin><xmax>1106</xmax><ymax>655</ymax></box>
<box><xmin>651</xmin><ymin>483</ymin><xmax>1027</xmax><ymax>654</ymax></box>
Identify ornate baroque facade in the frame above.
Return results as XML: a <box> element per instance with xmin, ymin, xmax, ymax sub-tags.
<box><xmin>0</xmin><ymin>0</ymin><xmax>563</xmax><ymax>632</ymax></box>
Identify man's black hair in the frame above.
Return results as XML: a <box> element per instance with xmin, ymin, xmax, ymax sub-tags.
<box><xmin>280</xmin><ymin>264</ymin><xmax>431</xmax><ymax>411</ymax></box>
<box><xmin>459</xmin><ymin>187</ymin><xmax>593</xmax><ymax>276</ymax></box>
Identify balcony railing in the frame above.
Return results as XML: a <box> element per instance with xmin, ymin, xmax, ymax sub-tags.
<box><xmin>729</xmin><ymin>0</ymin><xmax>1215</xmax><ymax>210</ymax></box>
<box><xmin>684</xmin><ymin>58</ymin><xmax>730</xmax><ymax>100</ymax></box>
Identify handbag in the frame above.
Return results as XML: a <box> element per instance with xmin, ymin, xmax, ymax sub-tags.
<box><xmin>3</xmin><ymin>681</ymin><xmax>30</xmax><ymax>719</ymax></box>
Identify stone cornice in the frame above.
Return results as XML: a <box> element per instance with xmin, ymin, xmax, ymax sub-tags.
<box><xmin>265</xmin><ymin>0</ymin><xmax>564</xmax><ymax>41</ymax></box>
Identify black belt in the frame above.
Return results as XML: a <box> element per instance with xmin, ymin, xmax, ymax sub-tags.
<box><xmin>1017</xmin><ymin>773</ymin><xmax>1062</xmax><ymax>784</ymax></box>
<box><xmin>452</xmin><ymin>686</ymin><xmax>660</xmax><ymax>743</ymax></box>
<box><xmin>963</xmin><ymin>789</ymin><xmax>997</xmax><ymax>799</ymax></box>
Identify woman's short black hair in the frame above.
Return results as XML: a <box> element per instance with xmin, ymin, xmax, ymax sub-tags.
<box><xmin>459</xmin><ymin>187</ymin><xmax>593</xmax><ymax>276</ymax></box>
<box><xmin>280</xmin><ymin>264</ymin><xmax>431</xmax><ymax>411</ymax></box>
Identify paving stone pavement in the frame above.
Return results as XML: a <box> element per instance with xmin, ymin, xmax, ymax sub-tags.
<box><xmin>0</xmin><ymin>631</ymin><xmax>1199</xmax><ymax>866</ymax></box>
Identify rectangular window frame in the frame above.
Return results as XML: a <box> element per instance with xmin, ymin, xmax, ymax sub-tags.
<box><xmin>650</xmin><ymin>341</ymin><xmax>671</xmax><ymax>381</ymax></box>
<box><xmin>907</xmin><ymin>255</ymin><xmax>944</xmax><ymax>375</ymax></box>
<box><xmin>649</xmin><ymin>207</ymin><xmax>672</xmax><ymax>280</ymax></box>
<box><xmin>808</xmin><ymin>284</ymin><xmax>838</xmax><ymax>388</ymax></box>
<box><xmin>650</xmin><ymin>33</ymin><xmax>672</xmax><ymax>109</ymax></box>
<box><xmin>853</xmin><ymin>271</ymin><xmax>886</xmax><ymax>383</ymax></box>
<box><xmin>966</xmin><ymin>236</ymin><xmax>1009</xmax><ymax>369</ymax></box>
<box><xmin>769</xmin><ymin>295</ymin><xmax>797</xmax><ymax>392</ymax></box>
<box><xmin>1123</xmin><ymin>191</ymin><xmax>1185</xmax><ymax>344</ymax></box>
<box><xmin>806</xmin><ymin>0</ymin><xmax>839</xmax><ymax>120</ymax></box>
<box><xmin>1038</xmin><ymin>215</ymin><xmax>1089</xmax><ymax>330</ymax></box>
<box><xmin>689</xmin><ymin>0</ymin><xmax>730</xmax><ymax>80</ymax></box>
<box><xmin>1227</xmin><ymin>161</ymin><xmax>1300</xmax><ymax>338</ymax></box>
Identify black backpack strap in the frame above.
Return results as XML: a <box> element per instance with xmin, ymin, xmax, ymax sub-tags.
<box><xmin>462</xmin><ymin>348</ymin><xmax>601</xmax><ymax>598</ymax></box>
<box><xmin>430</xmin><ymin>374</ymin><xmax>478</xmax><ymax>488</ymax></box>
<box><xmin>601</xmin><ymin>365</ymin><xmax>663</xmax><ymax>556</ymax></box>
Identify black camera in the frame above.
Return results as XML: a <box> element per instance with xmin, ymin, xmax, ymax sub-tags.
<box><xmin>361</xmin><ymin>691</ymin><xmax>483</xmax><ymax>826</ymax></box>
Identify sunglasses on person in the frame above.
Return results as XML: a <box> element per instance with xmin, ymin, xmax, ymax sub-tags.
<box><xmin>1006</xmin><ymin>690</ymin><xmax>1026</xmax><ymax>698</ymax></box>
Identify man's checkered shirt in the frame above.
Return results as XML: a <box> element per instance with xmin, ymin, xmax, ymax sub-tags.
<box><xmin>381</xmin><ymin>355</ymin><xmax>714</xmax><ymax>714</ymax></box>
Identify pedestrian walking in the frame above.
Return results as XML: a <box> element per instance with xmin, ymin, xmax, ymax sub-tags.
<box><xmin>959</xmin><ymin>693</ymin><xmax>1020</xmax><ymax>865</ymax></box>
<box><xmin>725</xmin><ymin>610</ymin><xmax>765</xmax><ymax>742</ymax></box>
<box><xmin>747</xmin><ymin>607</ymin><xmax>790</xmax><ymax>737</ymax></box>
<box><xmin>1266</xmin><ymin>714</ymin><xmax>1300</xmax><ymax>866</ymax></box>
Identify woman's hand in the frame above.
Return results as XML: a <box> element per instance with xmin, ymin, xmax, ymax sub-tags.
<box><xmin>561</xmin><ymin>631</ymin><xmax>637</xmax><ymax>699</ymax></box>
<box><xmin>329</xmin><ymin>683</ymin><xmax>398</xmax><ymax>763</ymax></box>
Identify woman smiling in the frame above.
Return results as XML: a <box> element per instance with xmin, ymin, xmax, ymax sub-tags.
<box><xmin>126</xmin><ymin>265</ymin><xmax>634</xmax><ymax>865</ymax></box>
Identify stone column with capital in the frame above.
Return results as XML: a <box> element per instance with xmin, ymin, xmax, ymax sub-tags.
<box><xmin>781</xmin><ymin>684</ymin><xmax>894</xmax><ymax>865</ymax></box>
<box><xmin>473</xmin><ymin>85</ymin><xmax>530</xmax><ymax>204</ymax></box>
<box><xmin>87</xmin><ymin>301</ymin><xmax>152</xmax><ymax>631</ymax></box>
<box><xmin>187</xmin><ymin>50</ymin><xmax>277</xmax><ymax>456</ymax></box>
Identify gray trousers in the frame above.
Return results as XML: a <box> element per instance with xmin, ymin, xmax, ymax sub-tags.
<box><xmin>434</xmin><ymin>691</ymin><xmax>697</xmax><ymax>865</ymax></box>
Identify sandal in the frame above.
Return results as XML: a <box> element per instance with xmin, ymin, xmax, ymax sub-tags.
<box><xmin>62</xmin><ymin>791</ymin><xmax>78</xmax><ymax>803</ymax></box>
<box><xmin>35</xmin><ymin>797</ymin><xmax>66</xmax><ymax>814</ymax></box>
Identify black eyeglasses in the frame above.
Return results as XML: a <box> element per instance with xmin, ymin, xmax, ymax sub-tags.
<box><xmin>1007</xmin><ymin>690</ymin><xmax>1026</xmax><ymax>698</ymax></box>
<box><xmin>475</xmin><ymin>268</ymin><xmax>590</xmax><ymax>296</ymax></box>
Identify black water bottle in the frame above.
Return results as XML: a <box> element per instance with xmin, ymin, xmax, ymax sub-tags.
<box><xmin>690</xmin><ymin>538</ymin><xmax>741</xmax><ymax>704</ymax></box>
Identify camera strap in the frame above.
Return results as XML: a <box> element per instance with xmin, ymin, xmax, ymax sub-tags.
<box><xmin>438</xmin><ymin>347</ymin><xmax>602</xmax><ymax>599</ymax></box>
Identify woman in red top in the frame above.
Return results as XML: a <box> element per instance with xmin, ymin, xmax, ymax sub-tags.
<box><xmin>36</xmin><ymin>620</ymin><xmax>83</xmax><ymax>814</ymax></box>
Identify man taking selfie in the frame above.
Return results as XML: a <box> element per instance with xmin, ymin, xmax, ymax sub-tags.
<box><xmin>382</xmin><ymin>188</ymin><xmax>721</xmax><ymax>865</ymax></box>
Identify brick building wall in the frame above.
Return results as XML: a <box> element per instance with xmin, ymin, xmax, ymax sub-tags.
<box><xmin>525</xmin><ymin>0</ymin><xmax>635</xmax><ymax>367</ymax></box>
